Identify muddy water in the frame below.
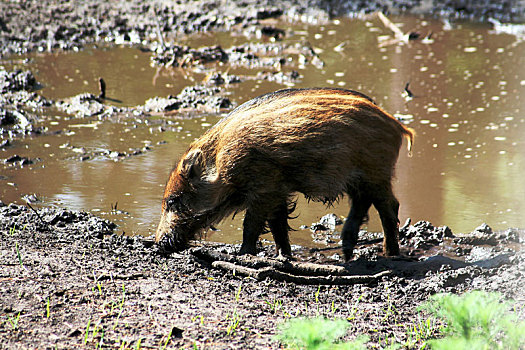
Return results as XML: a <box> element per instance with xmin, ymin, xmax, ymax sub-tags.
<box><xmin>2</xmin><ymin>15</ymin><xmax>525</xmax><ymax>246</ymax></box>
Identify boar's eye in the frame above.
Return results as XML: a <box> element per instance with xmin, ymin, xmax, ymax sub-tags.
<box><xmin>166</xmin><ymin>196</ymin><xmax>189</xmax><ymax>215</ymax></box>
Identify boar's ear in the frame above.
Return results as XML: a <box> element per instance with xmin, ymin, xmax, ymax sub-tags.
<box><xmin>181</xmin><ymin>149</ymin><xmax>204</xmax><ymax>180</ymax></box>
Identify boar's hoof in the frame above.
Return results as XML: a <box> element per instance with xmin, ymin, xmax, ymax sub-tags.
<box><xmin>383</xmin><ymin>245</ymin><xmax>400</xmax><ymax>257</ymax></box>
<box><xmin>275</xmin><ymin>252</ymin><xmax>294</xmax><ymax>261</ymax></box>
<box><xmin>343</xmin><ymin>247</ymin><xmax>354</xmax><ymax>262</ymax></box>
<box><xmin>238</xmin><ymin>244</ymin><xmax>257</xmax><ymax>256</ymax></box>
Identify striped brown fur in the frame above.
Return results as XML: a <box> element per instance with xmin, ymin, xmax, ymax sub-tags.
<box><xmin>156</xmin><ymin>88</ymin><xmax>414</xmax><ymax>260</ymax></box>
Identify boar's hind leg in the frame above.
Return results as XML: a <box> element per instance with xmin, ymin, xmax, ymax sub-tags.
<box><xmin>239</xmin><ymin>208</ymin><xmax>267</xmax><ymax>255</ymax></box>
<box><xmin>373</xmin><ymin>191</ymin><xmax>401</xmax><ymax>257</ymax></box>
<box><xmin>267</xmin><ymin>202</ymin><xmax>292</xmax><ymax>257</ymax></box>
<box><xmin>341</xmin><ymin>196</ymin><xmax>372</xmax><ymax>261</ymax></box>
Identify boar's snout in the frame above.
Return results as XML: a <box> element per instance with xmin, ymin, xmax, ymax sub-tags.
<box><xmin>155</xmin><ymin>210</ymin><xmax>189</xmax><ymax>253</ymax></box>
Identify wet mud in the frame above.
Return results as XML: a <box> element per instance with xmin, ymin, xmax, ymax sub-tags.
<box><xmin>0</xmin><ymin>204</ymin><xmax>523</xmax><ymax>348</ymax></box>
<box><xmin>1</xmin><ymin>0</ymin><xmax>525</xmax><ymax>348</ymax></box>
<box><xmin>1</xmin><ymin>1</ymin><xmax>524</xmax><ymax>57</ymax></box>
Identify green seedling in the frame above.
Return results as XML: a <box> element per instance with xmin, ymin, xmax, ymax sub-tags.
<box><xmin>118</xmin><ymin>338</ymin><xmax>130</xmax><ymax>350</ymax></box>
<box><xmin>330</xmin><ymin>300</ymin><xmax>338</xmax><ymax>315</ymax></box>
<box><xmin>265</xmin><ymin>298</ymin><xmax>283</xmax><ymax>314</ymax></box>
<box><xmin>7</xmin><ymin>312</ymin><xmax>21</xmax><ymax>330</ymax></box>
<box><xmin>403</xmin><ymin>316</ymin><xmax>437</xmax><ymax>349</ymax></box>
<box><xmin>120</xmin><ymin>283</ymin><xmax>126</xmax><ymax>307</ymax></box>
<box><xmin>135</xmin><ymin>338</ymin><xmax>142</xmax><ymax>350</ymax></box>
<box><xmin>347</xmin><ymin>294</ymin><xmax>363</xmax><ymax>321</ymax></box>
<box><xmin>46</xmin><ymin>296</ymin><xmax>50</xmax><ymax>318</ymax></box>
<box><xmin>15</xmin><ymin>242</ymin><xmax>23</xmax><ymax>268</ymax></box>
<box><xmin>224</xmin><ymin>284</ymin><xmax>243</xmax><ymax>336</ymax></box>
<box><xmin>84</xmin><ymin>318</ymin><xmax>91</xmax><ymax>344</ymax></box>
<box><xmin>112</xmin><ymin>283</ymin><xmax>126</xmax><ymax>330</ymax></box>
<box><xmin>314</xmin><ymin>285</ymin><xmax>322</xmax><ymax>315</ymax></box>
<box><xmin>226</xmin><ymin>310</ymin><xmax>241</xmax><ymax>336</ymax></box>
<box><xmin>192</xmin><ymin>315</ymin><xmax>204</xmax><ymax>325</ymax></box>
<box><xmin>161</xmin><ymin>327</ymin><xmax>173</xmax><ymax>350</ymax></box>
<box><xmin>235</xmin><ymin>284</ymin><xmax>242</xmax><ymax>302</ymax></box>
<box><xmin>97</xmin><ymin>328</ymin><xmax>105</xmax><ymax>349</ymax></box>
<box><xmin>113</xmin><ymin>308</ymin><xmax>124</xmax><ymax>330</ymax></box>
<box><xmin>382</xmin><ymin>290</ymin><xmax>398</xmax><ymax>323</ymax></box>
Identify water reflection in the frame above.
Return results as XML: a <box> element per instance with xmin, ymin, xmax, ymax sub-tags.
<box><xmin>1</xmin><ymin>14</ymin><xmax>525</xmax><ymax>245</ymax></box>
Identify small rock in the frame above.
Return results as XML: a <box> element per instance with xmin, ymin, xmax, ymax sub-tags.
<box><xmin>474</xmin><ymin>223</ymin><xmax>493</xmax><ymax>235</ymax></box>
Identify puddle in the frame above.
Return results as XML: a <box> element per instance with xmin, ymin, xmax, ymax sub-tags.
<box><xmin>1</xmin><ymin>15</ymin><xmax>525</xmax><ymax>245</ymax></box>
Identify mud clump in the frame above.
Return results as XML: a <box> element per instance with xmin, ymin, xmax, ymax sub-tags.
<box><xmin>400</xmin><ymin>220</ymin><xmax>454</xmax><ymax>251</ymax></box>
<box><xmin>0</xmin><ymin>69</ymin><xmax>37</xmax><ymax>93</ymax></box>
<box><xmin>454</xmin><ymin>223</ymin><xmax>522</xmax><ymax>246</ymax></box>
<box><xmin>56</xmin><ymin>93</ymin><xmax>107</xmax><ymax>117</ymax></box>
<box><xmin>143</xmin><ymin>85</ymin><xmax>231</xmax><ymax>112</ymax></box>
<box><xmin>151</xmin><ymin>44</ymin><xmax>229</xmax><ymax>67</ymax></box>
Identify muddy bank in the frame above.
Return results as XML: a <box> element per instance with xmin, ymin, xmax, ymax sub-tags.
<box><xmin>0</xmin><ymin>204</ymin><xmax>523</xmax><ymax>348</ymax></box>
<box><xmin>1</xmin><ymin>0</ymin><xmax>525</xmax><ymax>57</ymax></box>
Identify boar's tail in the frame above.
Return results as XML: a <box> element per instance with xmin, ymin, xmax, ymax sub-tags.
<box><xmin>402</xmin><ymin>126</ymin><xmax>415</xmax><ymax>157</ymax></box>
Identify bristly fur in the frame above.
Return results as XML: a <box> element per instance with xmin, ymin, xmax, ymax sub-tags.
<box><xmin>156</xmin><ymin>87</ymin><xmax>414</xmax><ymax>258</ymax></box>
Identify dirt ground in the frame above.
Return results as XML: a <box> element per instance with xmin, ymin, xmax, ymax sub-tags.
<box><xmin>0</xmin><ymin>204</ymin><xmax>523</xmax><ymax>349</ymax></box>
<box><xmin>1</xmin><ymin>0</ymin><xmax>525</xmax><ymax>349</ymax></box>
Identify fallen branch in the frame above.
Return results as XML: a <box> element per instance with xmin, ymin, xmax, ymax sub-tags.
<box><xmin>376</xmin><ymin>12</ymin><xmax>422</xmax><ymax>47</ymax></box>
<box><xmin>377</xmin><ymin>11</ymin><xmax>405</xmax><ymax>40</ymax></box>
<box><xmin>191</xmin><ymin>246</ymin><xmax>392</xmax><ymax>285</ymax></box>
<box><xmin>212</xmin><ymin>260</ymin><xmax>392</xmax><ymax>285</ymax></box>
<box><xmin>192</xmin><ymin>247</ymin><xmax>351</xmax><ymax>276</ymax></box>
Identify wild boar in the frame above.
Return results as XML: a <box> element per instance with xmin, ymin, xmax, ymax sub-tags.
<box><xmin>155</xmin><ymin>87</ymin><xmax>414</xmax><ymax>261</ymax></box>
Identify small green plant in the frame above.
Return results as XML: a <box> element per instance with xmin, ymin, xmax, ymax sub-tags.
<box><xmin>84</xmin><ymin>318</ymin><xmax>91</xmax><ymax>344</ymax></box>
<box><xmin>224</xmin><ymin>283</ymin><xmax>243</xmax><ymax>336</ymax></box>
<box><xmin>97</xmin><ymin>328</ymin><xmax>105</xmax><ymax>349</ymax></box>
<box><xmin>112</xmin><ymin>283</ymin><xmax>126</xmax><ymax>330</ymax></box>
<box><xmin>277</xmin><ymin>317</ymin><xmax>368</xmax><ymax>350</ymax></box>
<box><xmin>235</xmin><ymin>284</ymin><xmax>242</xmax><ymax>302</ymax></box>
<box><xmin>382</xmin><ymin>288</ymin><xmax>398</xmax><ymax>323</ymax></box>
<box><xmin>314</xmin><ymin>285</ymin><xmax>321</xmax><ymax>314</ymax></box>
<box><xmin>7</xmin><ymin>312</ymin><xmax>21</xmax><ymax>331</ymax></box>
<box><xmin>347</xmin><ymin>294</ymin><xmax>363</xmax><ymax>321</ymax></box>
<box><xmin>226</xmin><ymin>310</ymin><xmax>241</xmax><ymax>336</ymax></box>
<box><xmin>15</xmin><ymin>242</ymin><xmax>23</xmax><ymax>268</ymax></box>
<box><xmin>192</xmin><ymin>315</ymin><xmax>204</xmax><ymax>325</ymax></box>
<box><xmin>421</xmin><ymin>290</ymin><xmax>525</xmax><ymax>350</ymax></box>
<box><xmin>330</xmin><ymin>300</ymin><xmax>339</xmax><ymax>315</ymax></box>
<box><xmin>402</xmin><ymin>316</ymin><xmax>438</xmax><ymax>349</ymax></box>
<box><xmin>161</xmin><ymin>327</ymin><xmax>173</xmax><ymax>350</ymax></box>
<box><xmin>265</xmin><ymin>298</ymin><xmax>282</xmax><ymax>313</ymax></box>
<box><xmin>45</xmin><ymin>297</ymin><xmax>50</xmax><ymax>318</ymax></box>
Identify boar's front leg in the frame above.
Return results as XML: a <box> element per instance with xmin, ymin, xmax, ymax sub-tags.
<box><xmin>267</xmin><ymin>201</ymin><xmax>292</xmax><ymax>257</ymax></box>
<box><xmin>239</xmin><ymin>207</ymin><xmax>267</xmax><ymax>255</ymax></box>
<box><xmin>341</xmin><ymin>196</ymin><xmax>372</xmax><ymax>261</ymax></box>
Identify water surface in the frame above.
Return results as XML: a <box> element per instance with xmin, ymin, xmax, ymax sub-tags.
<box><xmin>2</xmin><ymin>15</ymin><xmax>524</xmax><ymax>246</ymax></box>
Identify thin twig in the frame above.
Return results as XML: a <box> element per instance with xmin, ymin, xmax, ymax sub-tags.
<box><xmin>26</xmin><ymin>203</ymin><xmax>50</xmax><ymax>229</ymax></box>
